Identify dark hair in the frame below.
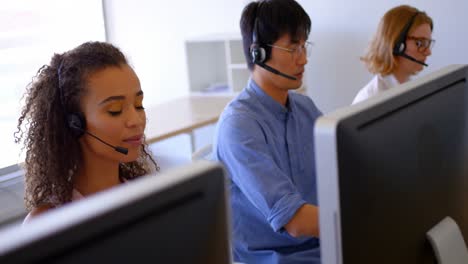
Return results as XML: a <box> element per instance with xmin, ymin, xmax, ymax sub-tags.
<box><xmin>240</xmin><ymin>0</ymin><xmax>311</xmax><ymax>70</ymax></box>
<box><xmin>15</xmin><ymin>41</ymin><xmax>158</xmax><ymax>211</ymax></box>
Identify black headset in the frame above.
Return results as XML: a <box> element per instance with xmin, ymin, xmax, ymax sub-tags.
<box><xmin>57</xmin><ymin>62</ymin><xmax>87</xmax><ymax>138</ymax></box>
<box><xmin>66</xmin><ymin>112</ymin><xmax>87</xmax><ymax>138</ymax></box>
<box><xmin>57</xmin><ymin>61</ymin><xmax>128</xmax><ymax>155</ymax></box>
<box><xmin>250</xmin><ymin>2</ymin><xmax>270</xmax><ymax>64</ymax></box>
<box><xmin>393</xmin><ymin>11</ymin><xmax>420</xmax><ymax>56</ymax></box>
<box><xmin>249</xmin><ymin>1</ymin><xmax>297</xmax><ymax>80</ymax></box>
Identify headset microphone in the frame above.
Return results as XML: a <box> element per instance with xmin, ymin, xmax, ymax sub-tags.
<box><xmin>393</xmin><ymin>11</ymin><xmax>429</xmax><ymax>67</ymax></box>
<box><xmin>257</xmin><ymin>62</ymin><xmax>297</xmax><ymax>80</ymax></box>
<box><xmin>84</xmin><ymin>131</ymin><xmax>129</xmax><ymax>155</ymax></box>
<box><xmin>399</xmin><ymin>53</ymin><xmax>428</xmax><ymax>67</ymax></box>
<box><xmin>250</xmin><ymin>5</ymin><xmax>298</xmax><ymax>81</ymax></box>
<box><xmin>67</xmin><ymin>113</ymin><xmax>129</xmax><ymax>155</ymax></box>
<box><xmin>58</xmin><ymin>62</ymin><xmax>128</xmax><ymax>155</ymax></box>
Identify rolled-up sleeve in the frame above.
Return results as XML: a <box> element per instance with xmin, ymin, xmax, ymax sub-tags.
<box><xmin>216</xmin><ymin>114</ymin><xmax>306</xmax><ymax>232</ymax></box>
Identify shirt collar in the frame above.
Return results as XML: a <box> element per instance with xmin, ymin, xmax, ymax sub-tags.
<box><xmin>381</xmin><ymin>74</ymin><xmax>402</xmax><ymax>88</ymax></box>
<box><xmin>247</xmin><ymin>78</ymin><xmax>290</xmax><ymax>119</ymax></box>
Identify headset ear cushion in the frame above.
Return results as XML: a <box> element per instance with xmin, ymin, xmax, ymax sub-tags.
<box><xmin>399</xmin><ymin>42</ymin><xmax>406</xmax><ymax>53</ymax></box>
<box><xmin>396</xmin><ymin>42</ymin><xmax>405</xmax><ymax>54</ymax></box>
<box><xmin>67</xmin><ymin>112</ymin><xmax>86</xmax><ymax>137</ymax></box>
<box><xmin>250</xmin><ymin>44</ymin><xmax>266</xmax><ymax>64</ymax></box>
<box><xmin>393</xmin><ymin>41</ymin><xmax>406</xmax><ymax>56</ymax></box>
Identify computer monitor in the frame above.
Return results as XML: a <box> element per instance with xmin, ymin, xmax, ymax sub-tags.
<box><xmin>0</xmin><ymin>161</ymin><xmax>231</xmax><ymax>264</ymax></box>
<box><xmin>315</xmin><ymin>65</ymin><xmax>468</xmax><ymax>263</ymax></box>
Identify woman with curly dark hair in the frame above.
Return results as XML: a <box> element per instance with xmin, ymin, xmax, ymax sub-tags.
<box><xmin>15</xmin><ymin>41</ymin><xmax>158</xmax><ymax>221</ymax></box>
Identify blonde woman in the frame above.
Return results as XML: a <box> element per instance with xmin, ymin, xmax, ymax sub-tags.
<box><xmin>353</xmin><ymin>5</ymin><xmax>434</xmax><ymax>104</ymax></box>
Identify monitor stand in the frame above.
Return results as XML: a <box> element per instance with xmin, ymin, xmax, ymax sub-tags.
<box><xmin>427</xmin><ymin>216</ymin><xmax>468</xmax><ymax>264</ymax></box>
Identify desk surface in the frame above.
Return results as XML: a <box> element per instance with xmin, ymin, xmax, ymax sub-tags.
<box><xmin>145</xmin><ymin>95</ymin><xmax>234</xmax><ymax>144</ymax></box>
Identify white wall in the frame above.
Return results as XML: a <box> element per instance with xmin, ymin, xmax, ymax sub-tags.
<box><xmin>104</xmin><ymin>0</ymin><xmax>247</xmax><ymax>107</ymax></box>
<box><xmin>104</xmin><ymin>0</ymin><xmax>249</xmax><ymax>169</ymax></box>
<box><xmin>105</xmin><ymin>0</ymin><xmax>468</xmax><ymax>113</ymax></box>
<box><xmin>103</xmin><ymin>0</ymin><xmax>468</xmax><ymax>169</ymax></box>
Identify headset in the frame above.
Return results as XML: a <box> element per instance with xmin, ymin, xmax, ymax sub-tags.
<box><xmin>57</xmin><ymin>62</ymin><xmax>128</xmax><ymax>155</ymax></box>
<box><xmin>249</xmin><ymin>1</ymin><xmax>297</xmax><ymax>80</ymax></box>
<box><xmin>250</xmin><ymin>18</ymin><xmax>268</xmax><ymax>65</ymax></box>
<box><xmin>392</xmin><ymin>11</ymin><xmax>428</xmax><ymax>67</ymax></box>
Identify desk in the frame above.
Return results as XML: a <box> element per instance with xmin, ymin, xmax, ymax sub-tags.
<box><xmin>145</xmin><ymin>95</ymin><xmax>234</xmax><ymax>151</ymax></box>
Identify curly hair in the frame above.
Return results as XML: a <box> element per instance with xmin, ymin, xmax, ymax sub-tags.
<box><xmin>15</xmin><ymin>41</ymin><xmax>158</xmax><ymax>211</ymax></box>
<box><xmin>361</xmin><ymin>5</ymin><xmax>433</xmax><ymax>75</ymax></box>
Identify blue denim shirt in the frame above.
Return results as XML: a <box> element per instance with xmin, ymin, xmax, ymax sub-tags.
<box><xmin>213</xmin><ymin>79</ymin><xmax>322</xmax><ymax>264</ymax></box>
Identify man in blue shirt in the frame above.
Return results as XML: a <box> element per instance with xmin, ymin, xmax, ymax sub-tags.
<box><xmin>213</xmin><ymin>1</ymin><xmax>322</xmax><ymax>263</ymax></box>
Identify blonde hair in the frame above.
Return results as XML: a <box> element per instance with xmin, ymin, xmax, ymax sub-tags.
<box><xmin>361</xmin><ymin>5</ymin><xmax>433</xmax><ymax>75</ymax></box>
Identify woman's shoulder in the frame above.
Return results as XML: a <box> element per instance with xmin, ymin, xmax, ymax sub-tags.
<box><xmin>23</xmin><ymin>189</ymin><xmax>83</xmax><ymax>224</ymax></box>
<box><xmin>23</xmin><ymin>204</ymin><xmax>55</xmax><ymax>224</ymax></box>
<box><xmin>352</xmin><ymin>75</ymin><xmax>381</xmax><ymax>104</ymax></box>
<box><xmin>30</xmin><ymin>204</ymin><xmax>54</xmax><ymax>215</ymax></box>
<box><xmin>72</xmin><ymin>189</ymin><xmax>84</xmax><ymax>201</ymax></box>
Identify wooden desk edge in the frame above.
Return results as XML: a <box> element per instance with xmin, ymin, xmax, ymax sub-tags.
<box><xmin>146</xmin><ymin>117</ymin><xmax>219</xmax><ymax>145</ymax></box>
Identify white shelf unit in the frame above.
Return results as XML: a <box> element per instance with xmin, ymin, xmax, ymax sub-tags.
<box><xmin>185</xmin><ymin>35</ymin><xmax>250</xmax><ymax>94</ymax></box>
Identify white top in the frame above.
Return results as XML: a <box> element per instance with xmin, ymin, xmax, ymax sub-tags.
<box><xmin>352</xmin><ymin>74</ymin><xmax>401</xmax><ymax>105</ymax></box>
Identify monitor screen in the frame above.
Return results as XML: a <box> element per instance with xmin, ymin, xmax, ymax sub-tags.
<box><xmin>0</xmin><ymin>161</ymin><xmax>231</xmax><ymax>264</ymax></box>
<box><xmin>315</xmin><ymin>65</ymin><xmax>468</xmax><ymax>263</ymax></box>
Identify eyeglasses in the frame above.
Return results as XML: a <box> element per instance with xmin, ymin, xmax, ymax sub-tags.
<box><xmin>407</xmin><ymin>36</ymin><xmax>435</xmax><ymax>52</ymax></box>
<box><xmin>267</xmin><ymin>41</ymin><xmax>313</xmax><ymax>59</ymax></box>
